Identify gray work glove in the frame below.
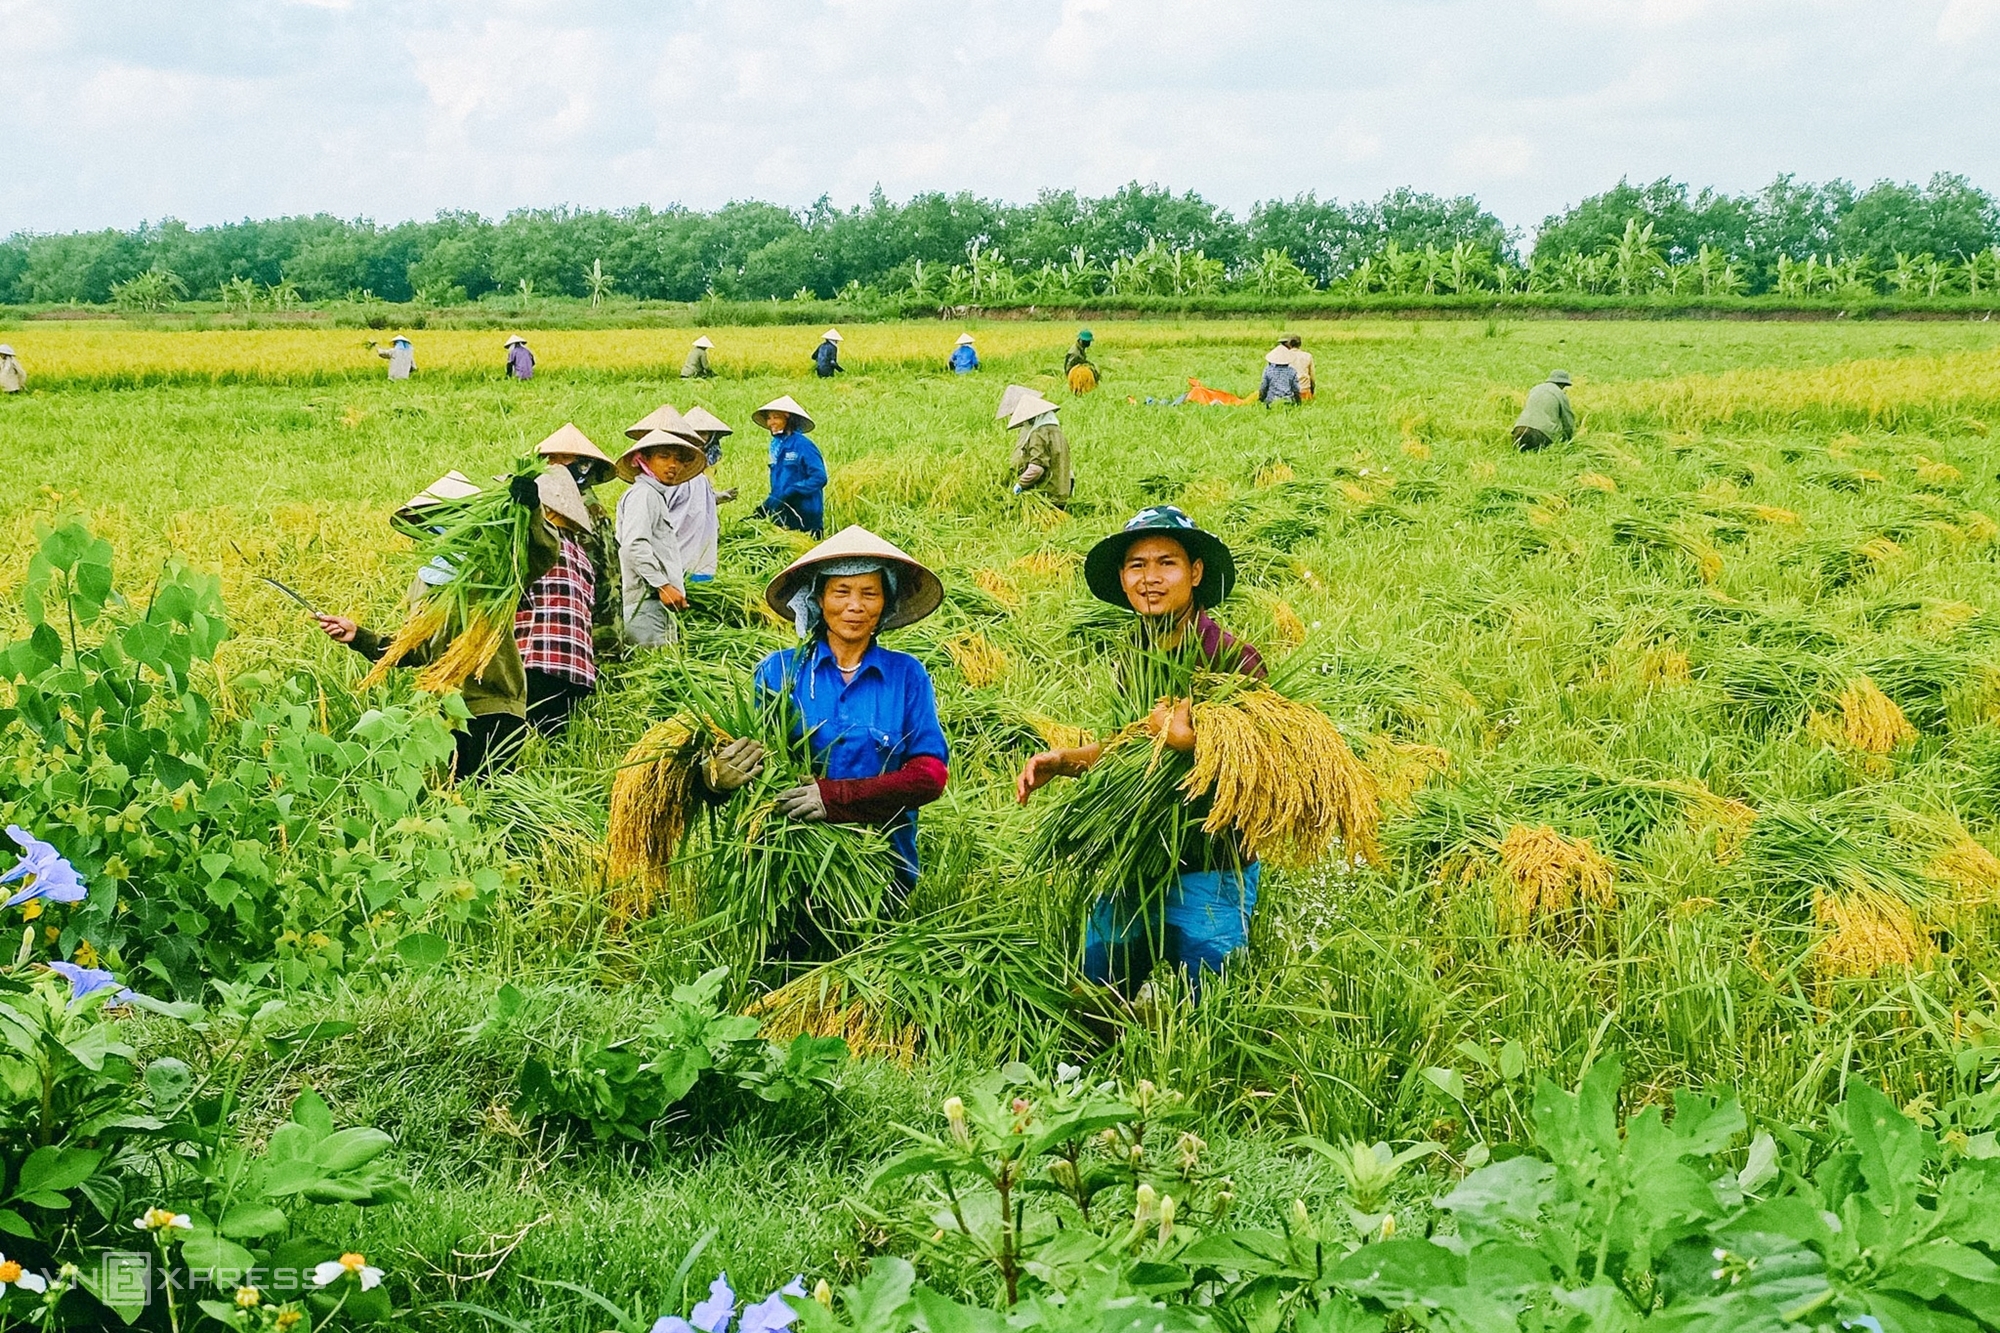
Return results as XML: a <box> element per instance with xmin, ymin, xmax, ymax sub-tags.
<box><xmin>775</xmin><ymin>782</ymin><xmax>827</xmax><ymax>822</ymax></box>
<box><xmin>702</xmin><ymin>738</ymin><xmax>767</xmax><ymax>793</ymax></box>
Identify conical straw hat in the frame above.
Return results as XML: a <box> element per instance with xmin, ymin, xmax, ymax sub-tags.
<box><xmin>504</xmin><ymin>335</ymin><xmax>527</xmax><ymax>347</ymax></box>
<box><xmin>615</xmin><ymin>429</ymin><xmax>707</xmax><ymax>483</ymax></box>
<box><xmin>763</xmin><ymin>525</ymin><xmax>943</xmax><ymax>633</ymax></box>
<box><xmin>535</xmin><ymin>466</ymin><xmax>594</xmax><ymax>533</ymax></box>
<box><xmin>399</xmin><ymin>470</ymin><xmax>481</xmax><ymax>514</ymax></box>
<box><xmin>534</xmin><ymin>422</ymin><xmax>612</xmax><ymax>466</ymax></box>
<box><xmin>955</xmin><ymin>333</ymin><xmax>976</xmax><ymax>346</ymax></box>
<box><xmin>995</xmin><ymin>384</ymin><xmax>1035</xmax><ymax>420</ymax></box>
<box><xmin>821</xmin><ymin>328</ymin><xmax>843</xmax><ymax>343</ymax></box>
<box><xmin>750</xmin><ymin>395</ymin><xmax>815</xmax><ymax>434</ymax></box>
<box><xmin>682</xmin><ymin>406</ymin><xmax>733</xmax><ymax>437</ymax></box>
<box><xmin>624</xmin><ymin>403</ymin><xmax>704</xmax><ymax>443</ymax></box>
<box><xmin>692</xmin><ymin>335</ymin><xmax>714</xmax><ymax>349</ymax></box>
<box><xmin>1007</xmin><ymin>394</ymin><xmax>1059</xmax><ymax>428</ymax></box>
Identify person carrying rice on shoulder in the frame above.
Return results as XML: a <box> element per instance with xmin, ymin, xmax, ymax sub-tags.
<box><xmin>1064</xmin><ymin>329</ymin><xmax>1098</xmax><ymax>395</ymax></box>
<box><xmin>1016</xmin><ymin>506</ymin><xmax>1265</xmax><ymax>994</ymax></box>
<box><xmin>536</xmin><ymin>423</ymin><xmax>624</xmax><ymax>657</ymax></box>
<box><xmin>750</xmin><ymin>395</ymin><xmax>828</xmax><ymax>539</ymax></box>
<box><xmin>692</xmin><ymin>528</ymin><xmax>950</xmax><ymax>903</ymax></box>
<box><xmin>315</xmin><ymin>468</ymin><xmax>562</xmax><ymax>777</ymax></box>
<box><xmin>1006</xmin><ymin>392</ymin><xmax>1073</xmax><ymax>507</ymax></box>
<box><xmin>615</xmin><ymin>405</ymin><xmax>709</xmax><ymax>648</ymax></box>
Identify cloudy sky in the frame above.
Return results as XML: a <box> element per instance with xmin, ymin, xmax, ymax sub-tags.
<box><xmin>5</xmin><ymin>0</ymin><xmax>1998</xmax><ymax>237</ymax></box>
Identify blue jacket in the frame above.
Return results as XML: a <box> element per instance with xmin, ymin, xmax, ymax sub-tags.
<box><xmin>813</xmin><ymin>340</ymin><xmax>843</xmax><ymax>377</ymax></box>
<box><xmin>949</xmin><ymin>345</ymin><xmax>979</xmax><ymax>374</ymax></box>
<box><xmin>753</xmin><ymin>640</ymin><xmax>949</xmax><ymax>883</ymax></box>
<box><xmin>756</xmin><ymin>429</ymin><xmax>827</xmax><ymax>536</ymax></box>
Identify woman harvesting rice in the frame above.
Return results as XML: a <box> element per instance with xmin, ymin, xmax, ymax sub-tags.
<box><xmin>534</xmin><ymin>422</ymin><xmax>623</xmax><ymax>656</ymax></box>
<box><xmin>750</xmin><ymin>395</ymin><xmax>829</xmax><ymax>539</ymax></box>
<box><xmin>1016</xmin><ymin>506</ymin><xmax>1267</xmax><ymax>993</ymax></box>
<box><xmin>698</xmin><ymin>527</ymin><xmax>950</xmax><ymax>906</ymax></box>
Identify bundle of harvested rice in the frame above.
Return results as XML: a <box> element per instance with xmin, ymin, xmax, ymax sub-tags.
<box><xmin>746</xmin><ymin>974</ymin><xmax>919</xmax><ymax>1063</ymax></box>
<box><xmin>1813</xmin><ymin>889</ymin><xmax>1932</xmax><ymax>978</ymax></box>
<box><xmin>1677</xmin><ymin>783</ymin><xmax>1756</xmax><ymax>863</ymax></box>
<box><xmin>1015</xmin><ymin>549</ymin><xmax>1081</xmax><ymax>579</ymax></box>
<box><xmin>605</xmin><ymin>715</ymin><xmax>700</xmax><ymax>917</ymax></box>
<box><xmin>972</xmin><ymin>568</ymin><xmax>1023</xmax><ymax>609</ymax></box>
<box><xmin>1833</xmin><ymin>676</ymin><xmax>1918</xmax><ymax>753</ymax></box>
<box><xmin>1575</xmin><ymin>472</ymin><xmax>1618</xmax><ymax>494</ymax></box>
<box><xmin>1926</xmin><ymin>834</ymin><xmax>2000</xmax><ymax>909</ymax></box>
<box><xmin>1496</xmin><ymin>823</ymin><xmax>1615</xmax><ymax>928</ymax></box>
<box><xmin>1362</xmin><ymin>737</ymin><xmax>1453</xmax><ymax>808</ymax></box>
<box><xmin>358</xmin><ymin>457</ymin><xmax>543</xmax><ymax>695</ymax></box>
<box><xmin>1636</xmin><ymin>645</ymin><xmax>1692</xmax><ymax>687</ymax></box>
<box><xmin>1184</xmin><ymin>687</ymin><xmax>1380</xmax><ymax>868</ymax></box>
<box><xmin>944</xmin><ymin>632</ymin><xmax>1011</xmax><ymax>688</ymax></box>
<box><xmin>1254</xmin><ymin>462</ymin><xmax>1295</xmax><ymax>487</ymax></box>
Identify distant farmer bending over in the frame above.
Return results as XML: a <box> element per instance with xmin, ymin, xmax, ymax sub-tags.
<box><xmin>0</xmin><ymin>345</ymin><xmax>23</xmax><ymax>394</ymax></box>
<box><xmin>504</xmin><ymin>335</ymin><xmax>535</xmax><ymax>381</ymax></box>
<box><xmin>681</xmin><ymin>336</ymin><xmax>715</xmax><ymax>379</ymax></box>
<box><xmin>1513</xmin><ymin>370</ymin><xmax>1576</xmax><ymax>450</ymax></box>
<box><xmin>1064</xmin><ymin>330</ymin><xmax>1098</xmax><ymax>394</ymax></box>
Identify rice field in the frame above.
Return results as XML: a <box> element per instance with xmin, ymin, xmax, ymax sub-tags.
<box><xmin>6</xmin><ymin>315</ymin><xmax>2000</xmax><ymax>1324</ymax></box>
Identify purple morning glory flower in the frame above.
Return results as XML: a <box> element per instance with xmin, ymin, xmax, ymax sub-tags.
<box><xmin>650</xmin><ymin>1321</ymin><xmax>697</xmax><ymax>1333</ymax></box>
<box><xmin>739</xmin><ymin>1278</ymin><xmax>806</xmax><ymax>1333</ymax></box>
<box><xmin>687</xmin><ymin>1273</ymin><xmax>735</xmax><ymax>1333</ymax></box>
<box><xmin>47</xmin><ymin>962</ymin><xmax>133</xmax><ymax>1004</ymax></box>
<box><xmin>1</xmin><ymin>828</ymin><xmax>86</xmax><ymax>908</ymax></box>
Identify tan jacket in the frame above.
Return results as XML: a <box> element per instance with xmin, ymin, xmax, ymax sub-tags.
<box><xmin>1011</xmin><ymin>421</ymin><xmax>1073</xmax><ymax>504</ymax></box>
<box><xmin>0</xmin><ymin>357</ymin><xmax>23</xmax><ymax>393</ymax></box>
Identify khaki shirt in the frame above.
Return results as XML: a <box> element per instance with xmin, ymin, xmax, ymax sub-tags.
<box><xmin>1011</xmin><ymin>421</ymin><xmax>1073</xmax><ymax>504</ymax></box>
<box><xmin>1515</xmin><ymin>382</ymin><xmax>1576</xmax><ymax>442</ymax></box>
<box><xmin>0</xmin><ymin>357</ymin><xmax>23</xmax><ymax>392</ymax></box>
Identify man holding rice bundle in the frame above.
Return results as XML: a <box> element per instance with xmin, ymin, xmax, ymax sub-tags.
<box><xmin>1015</xmin><ymin>506</ymin><xmax>1267</xmax><ymax>994</ymax></box>
<box><xmin>615</xmin><ymin>406</ymin><xmax>711</xmax><ymax>648</ymax></box>
<box><xmin>315</xmin><ymin>468</ymin><xmax>563</xmax><ymax>777</ymax></box>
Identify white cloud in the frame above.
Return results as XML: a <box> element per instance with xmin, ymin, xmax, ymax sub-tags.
<box><xmin>1937</xmin><ymin>0</ymin><xmax>2000</xmax><ymax>42</ymax></box>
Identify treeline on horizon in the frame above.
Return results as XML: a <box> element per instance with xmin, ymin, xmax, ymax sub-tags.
<box><xmin>6</xmin><ymin>173</ymin><xmax>2000</xmax><ymax>310</ymax></box>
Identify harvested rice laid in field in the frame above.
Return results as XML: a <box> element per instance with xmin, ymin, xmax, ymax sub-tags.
<box><xmin>748</xmin><ymin>975</ymin><xmax>919</xmax><ymax>1063</ymax></box>
<box><xmin>972</xmin><ymin>567</ymin><xmax>1023</xmax><ymax>609</ymax></box>
<box><xmin>1834</xmin><ymin>676</ymin><xmax>1919</xmax><ymax>753</ymax></box>
<box><xmin>1362</xmin><ymin>737</ymin><xmax>1453</xmax><ymax>807</ymax></box>
<box><xmin>1926</xmin><ymin>835</ymin><xmax>2000</xmax><ymax>908</ymax></box>
<box><xmin>1814</xmin><ymin>889</ymin><xmax>1932</xmax><ymax>977</ymax></box>
<box><xmin>944</xmin><ymin>632</ymin><xmax>1010</xmax><ymax>687</ymax></box>
<box><xmin>1496</xmin><ymin>823</ymin><xmax>1615</xmax><ymax>928</ymax></box>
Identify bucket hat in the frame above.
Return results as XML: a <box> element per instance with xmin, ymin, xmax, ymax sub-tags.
<box><xmin>624</xmin><ymin>403</ymin><xmax>704</xmax><ymax>444</ymax></box>
<box><xmin>995</xmin><ymin>384</ymin><xmax>1035</xmax><ymax>421</ymax></box>
<box><xmin>535</xmin><ymin>466</ymin><xmax>594</xmax><ymax>533</ymax></box>
<box><xmin>1548</xmin><ymin>369</ymin><xmax>1573</xmax><ymax>386</ymax></box>
<box><xmin>616</xmin><ymin>429</ymin><xmax>707</xmax><ymax>484</ymax></box>
<box><xmin>1084</xmin><ymin>505</ymin><xmax>1237</xmax><ymax>610</ymax></box>
<box><xmin>1006</xmin><ymin>394</ymin><xmax>1059</xmax><ymax>428</ymax></box>
<box><xmin>681</xmin><ymin>405</ymin><xmax>733</xmax><ymax>438</ymax></box>
<box><xmin>1076</xmin><ymin>329</ymin><xmax>1093</xmax><ymax>343</ymax></box>
<box><xmin>692</xmin><ymin>335</ymin><xmax>714</xmax><ymax>349</ymax></box>
<box><xmin>764</xmin><ymin>525</ymin><xmax>943</xmax><ymax>634</ymax></box>
<box><xmin>750</xmin><ymin>395</ymin><xmax>816</xmax><ymax>434</ymax></box>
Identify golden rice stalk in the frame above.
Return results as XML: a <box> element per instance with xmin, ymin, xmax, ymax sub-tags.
<box><xmin>1268</xmin><ymin>598</ymin><xmax>1306</xmax><ymax>649</ymax></box>
<box><xmin>1958</xmin><ymin>511</ymin><xmax>1999</xmax><ymax>542</ymax></box>
<box><xmin>1496</xmin><ymin>824</ymin><xmax>1615</xmax><ymax>929</ymax></box>
<box><xmin>411</xmin><ymin>610</ymin><xmax>508</xmax><ymax>695</ymax></box>
<box><xmin>1025</xmin><ymin>714</ymin><xmax>1093</xmax><ymax>752</ymax></box>
<box><xmin>1254</xmin><ymin>462</ymin><xmax>1295</xmax><ymax>487</ymax></box>
<box><xmin>1913</xmin><ymin>457</ymin><xmax>1963</xmax><ymax>486</ymax></box>
<box><xmin>1400</xmin><ymin>439</ymin><xmax>1432</xmax><ymax>461</ymax></box>
<box><xmin>604</xmin><ymin>716</ymin><xmax>700</xmax><ymax>920</ymax></box>
<box><xmin>944</xmin><ymin>632</ymin><xmax>1010</xmax><ymax>688</ymax></box>
<box><xmin>1856</xmin><ymin>536</ymin><xmax>1905</xmax><ymax>569</ymax></box>
<box><xmin>1749</xmin><ymin>505</ymin><xmax>1798</xmax><ymax>525</ymax></box>
<box><xmin>972</xmin><ymin>568</ymin><xmax>1022</xmax><ymax>610</ymax></box>
<box><xmin>1575</xmin><ymin>472</ymin><xmax>1618</xmax><ymax>493</ymax></box>
<box><xmin>1361</xmin><ymin>737</ymin><xmax>1452</xmax><ymax>807</ymax></box>
<box><xmin>746</xmin><ymin>975</ymin><xmax>918</xmax><ymax>1063</ymax></box>
<box><xmin>1673</xmin><ymin>781</ymin><xmax>1757</xmax><ymax>863</ymax></box>
<box><xmin>355</xmin><ymin>601</ymin><xmax>449</xmax><ymax>691</ymax></box>
<box><xmin>1813</xmin><ymin>890</ymin><xmax>1932</xmax><ymax>978</ymax></box>
<box><xmin>1637</xmin><ymin>645</ymin><xmax>1692</xmax><ymax>687</ymax></box>
<box><xmin>1184</xmin><ymin>689</ymin><xmax>1380</xmax><ymax>868</ymax></box>
<box><xmin>1926</xmin><ymin>835</ymin><xmax>2000</xmax><ymax>910</ymax></box>
<box><xmin>1338</xmin><ymin>481</ymin><xmax>1374</xmax><ymax>505</ymax></box>
<box><xmin>1014</xmin><ymin>550</ymin><xmax>1080</xmax><ymax>579</ymax></box>
<box><xmin>1836</xmin><ymin>677</ymin><xmax>1918</xmax><ymax>753</ymax></box>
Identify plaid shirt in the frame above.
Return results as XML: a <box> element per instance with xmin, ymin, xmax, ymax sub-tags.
<box><xmin>514</xmin><ymin>534</ymin><xmax>597</xmax><ymax>687</ymax></box>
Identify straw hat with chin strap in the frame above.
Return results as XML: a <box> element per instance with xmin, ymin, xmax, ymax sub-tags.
<box><xmin>624</xmin><ymin>403</ymin><xmax>705</xmax><ymax>444</ymax></box>
<box><xmin>764</xmin><ymin>526</ymin><xmax>943</xmax><ymax>635</ymax></box>
<box><xmin>750</xmin><ymin>395</ymin><xmax>816</xmax><ymax>434</ymax></box>
<box><xmin>534</xmin><ymin>466</ymin><xmax>594</xmax><ymax>533</ymax></box>
<box><xmin>681</xmin><ymin>406</ymin><xmax>733</xmax><ymax>438</ymax></box>
<box><xmin>535</xmin><ymin>422</ymin><xmax>613</xmax><ymax>470</ymax></box>
<box><xmin>616</xmin><ymin>429</ymin><xmax>707</xmax><ymax>483</ymax></box>
<box><xmin>1006</xmin><ymin>394</ymin><xmax>1059</xmax><ymax>429</ymax></box>
<box><xmin>995</xmin><ymin>384</ymin><xmax>1035</xmax><ymax>421</ymax></box>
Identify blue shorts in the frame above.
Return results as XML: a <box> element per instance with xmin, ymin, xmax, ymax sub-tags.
<box><xmin>1083</xmin><ymin>863</ymin><xmax>1261</xmax><ymax>989</ymax></box>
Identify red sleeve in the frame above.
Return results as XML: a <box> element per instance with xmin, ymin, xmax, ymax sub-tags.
<box><xmin>818</xmin><ymin>755</ymin><xmax>948</xmax><ymax>824</ymax></box>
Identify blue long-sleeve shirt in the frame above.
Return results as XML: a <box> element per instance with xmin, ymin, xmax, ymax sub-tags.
<box><xmin>813</xmin><ymin>340</ymin><xmax>843</xmax><ymax>377</ymax></box>
<box><xmin>949</xmin><ymin>345</ymin><xmax>979</xmax><ymax>374</ymax></box>
<box><xmin>753</xmin><ymin>640</ymin><xmax>949</xmax><ymax>883</ymax></box>
<box><xmin>756</xmin><ymin>429</ymin><xmax>827</xmax><ymax>536</ymax></box>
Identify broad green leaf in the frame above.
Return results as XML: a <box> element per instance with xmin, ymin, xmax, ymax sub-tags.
<box><xmin>218</xmin><ymin>1202</ymin><xmax>290</xmax><ymax>1239</ymax></box>
<box><xmin>395</xmin><ymin>932</ymin><xmax>449</xmax><ymax>968</ymax></box>
<box><xmin>144</xmin><ymin>1056</ymin><xmax>194</xmax><ymax>1112</ymax></box>
<box><xmin>1846</xmin><ymin>1082</ymin><xmax>1927</xmax><ymax>1216</ymax></box>
<box><xmin>16</xmin><ymin>1144</ymin><xmax>103</xmax><ymax>1196</ymax></box>
<box><xmin>291</xmin><ymin>1085</ymin><xmax>336</xmax><ymax>1136</ymax></box>
<box><xmin>314</xmin><ymin>1126</ymin><xmax>393</xmax><ymax>1173</ymax></box>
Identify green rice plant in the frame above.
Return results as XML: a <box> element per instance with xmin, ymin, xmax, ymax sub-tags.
<box><xmin>1607</xmin><ymin>514</ymin><xmax>1724</xmax><ymax>583</ymax></box>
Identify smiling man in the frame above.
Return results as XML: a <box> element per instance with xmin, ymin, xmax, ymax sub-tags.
<box><xmin>1015</xmin><ymin>505</ymin><xmax>1266</xmax><ymax>997</ymax></box>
